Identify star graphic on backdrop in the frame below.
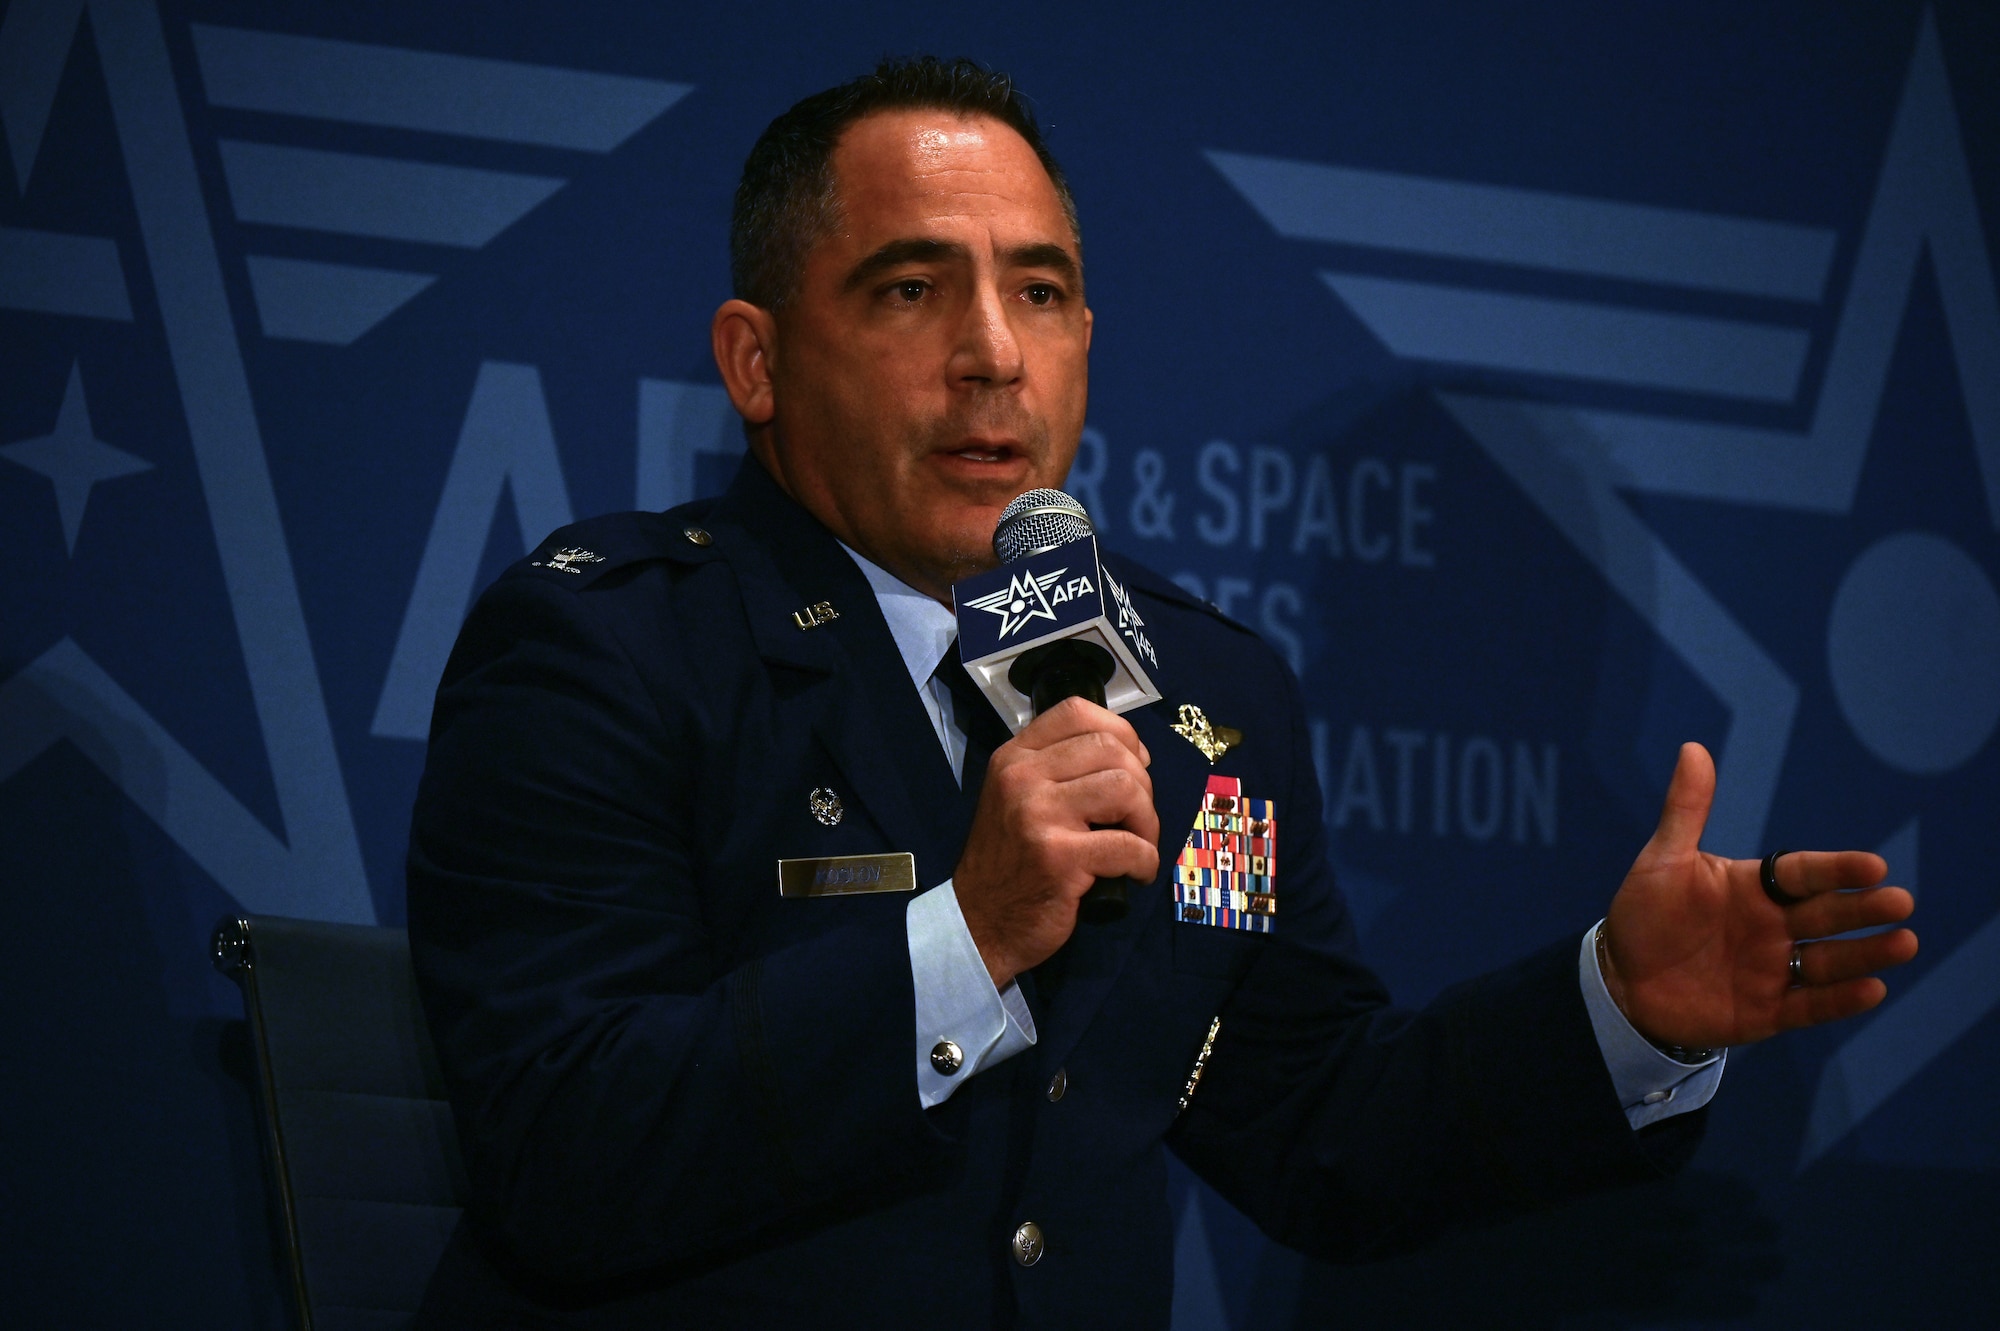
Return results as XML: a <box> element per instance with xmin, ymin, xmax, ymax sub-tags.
<box><xmin>1</xmin><ymin>363</ymin><xmax>152</xmax><ymax>555</ymax></box>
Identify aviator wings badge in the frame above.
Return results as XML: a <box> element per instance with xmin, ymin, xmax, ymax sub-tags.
<box><xmin>1172</xmin><ymin>703</ymin><xmax>1242</xmax><ymax>763</ymax></box>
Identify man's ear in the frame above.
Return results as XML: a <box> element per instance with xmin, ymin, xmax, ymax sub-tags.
<box><xmin>712</xmin><ymin>299</ymin><xmax>777</xmax><ymax>427</ymax></box>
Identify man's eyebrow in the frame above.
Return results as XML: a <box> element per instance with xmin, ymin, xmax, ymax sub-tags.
<box><xmin>840</xmin><ymin>238</ymin><xmax>1083</xmax><ymax>291</ymax></box>
<box><xmin>1004</xmin><ymin>242</ymin><xmax>1081</xmax><ymax>285</ymax></box>
<box><xmin>842</xmin><ymin>238</ymin><xmax>970</xmax><ymax>291</ymax></box>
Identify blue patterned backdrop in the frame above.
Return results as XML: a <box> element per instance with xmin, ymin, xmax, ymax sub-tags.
<box><xmin>2</xmin><ymin>1</ymin><xmax>1995</xmax><ymax>1323</ymax></box>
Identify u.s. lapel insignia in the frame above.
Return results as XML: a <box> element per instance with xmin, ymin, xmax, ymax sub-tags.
<box><xmin>532</xmin><ymin>546</ymin><xmax>604</xmax><ymax>574</ymax></box>
<box><xmin>808</xmin><ymin>787</ymin><xmax>843</xmax><ymax>826</ymax></box>
<box><xmin>793</xmin><ymin>600</ymin><xmax>840</xmax><ymax>630</ymax></box>
<box><xmin>1175</xmin><ymin>775</ymin><xmax>1275</xmax><ymax>932</ymax></box>
<box><xmin>1171</xmin><ymin>703</ymin><xmax>1241</xmax><ymax>763</ymax></box>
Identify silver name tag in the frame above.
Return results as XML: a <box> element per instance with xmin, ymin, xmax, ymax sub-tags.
<box><xmin>777</xmin><ymin>852</ymin><xmax>917</xmax><ymax>898</ymax></box>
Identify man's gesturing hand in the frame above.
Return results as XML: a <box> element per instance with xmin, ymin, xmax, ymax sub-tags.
<box><xmin>1599</xmin><ymin>742</ymin><xmax>1919</xmax><ymax>1050</ymax></box>
<box><xmin>954</xmin><ymin>697</ymin><xmax>1161</xmax><ymax>988</ymax></box>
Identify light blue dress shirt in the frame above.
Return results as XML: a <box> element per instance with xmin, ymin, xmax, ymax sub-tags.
<box><xmin>839</xmin><ymin>545</ymin><xmax>1722</xmax><ymax>1126</ymax></box>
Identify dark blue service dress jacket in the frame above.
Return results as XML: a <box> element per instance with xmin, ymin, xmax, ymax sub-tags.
<box><xmin>406</xmin><ymin>458</ymin><xmax>1699</xmax><ymax>1328</ymax></box>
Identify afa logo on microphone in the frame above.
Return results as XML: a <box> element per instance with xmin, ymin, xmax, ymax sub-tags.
<box><xmin>963</xmin><ymin>566</ymin><xmax>1094</xmax><ymax>640</ymax></box>
<box><xmin>1102</xmin><ymin>567</ymin><xmax>1159</xmax><ymax>670</ymax></box>
<box><xmin>955</xmin><ymin>535</ymin><xmax>1165</xmax><ymax>732</ymax></box>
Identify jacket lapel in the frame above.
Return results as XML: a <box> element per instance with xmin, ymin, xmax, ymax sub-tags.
<box><xmin>709</xmin><ymin>462</ymin><xmax>965</xmax><ymax>883</ymax></box>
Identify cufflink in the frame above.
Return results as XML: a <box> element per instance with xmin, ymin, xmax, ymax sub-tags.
<box><xmin>930</xmin><ymin>1039</ymin><xmax>964</xmax><ymax>1075</ymax></box>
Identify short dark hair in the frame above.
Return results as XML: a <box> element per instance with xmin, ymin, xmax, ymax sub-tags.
<box><xmin>730</xmin><ymin>56</ymin><xmax>1079</xmax><ymax>311</ymax></box>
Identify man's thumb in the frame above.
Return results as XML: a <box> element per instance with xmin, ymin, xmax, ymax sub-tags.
<box><xmin>1652</xmin><ymin>741</ymin><xmax>1715</xmax><ymax>855</ymax></box>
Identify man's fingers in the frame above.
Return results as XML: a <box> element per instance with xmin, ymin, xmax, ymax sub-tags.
<box><xmin>1650</xmin><ymin>742</ymin><xmax>1715</xmax><ymax>856</ymax></box>
<box><xmin>1795</xmin><ymin>929</ymin><xmax>1919</xmax><ymax>985</ymax></box>
<box><xmin>1787</xmin><ymin>884</ymin><xmax>1914</xmax><ymax>939</ymax></box>
<box><xmin>955</xmin><ymin>699</ymin><xmax>1160</xmax><ymax>981</ymax></box>
<box><xmin>1068</xmin><ymin>827</ymin><xmax>1160</xmax><ymax>887</ymax></box>
<box><xmin>1781</xmin><ymin>976</ymin><xmax>1889</xmax><ymax>1030</ymax></box>
<box><xmin>1029</xmin><ymin>729</ymin><xmax>1156</xmax><ymax>786</ymax></box>
<box><xmin>1013</xmin><ymin>696</ymin><xmax>1149</xmax><ymax>764</ymax></box>
<box><xmin>1054</xmin><ymin>767</ymin><xmax>1161</xmax><ymax>839</ymax></box>
<box><xmin>1765</xmin><ymin>849</ymin><xmax>1889</xmax><ymax>900</ymax></box>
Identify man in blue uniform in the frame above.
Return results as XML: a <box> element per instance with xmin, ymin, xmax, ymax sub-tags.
<box><xmin>407</xmin><ymin>58</ymin><xmax>1917</xmax><ymax>1327</ymax></box>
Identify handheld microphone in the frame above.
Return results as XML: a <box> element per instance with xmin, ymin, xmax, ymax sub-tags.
<box><xmin>953</xmin><ymin>489</ymin><xmax>1164</xmax><ymax>923</ymax></box>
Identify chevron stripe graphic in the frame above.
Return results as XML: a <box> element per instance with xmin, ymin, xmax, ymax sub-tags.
<box><xmin>191</xmin><ymin>23</ymin><xmax>690</xmax><ymax>346</ymax></box>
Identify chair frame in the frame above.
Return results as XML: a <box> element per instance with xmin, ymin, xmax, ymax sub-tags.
<box><xmin>214</xmin><ymin>914</ymin><xmax>317</xmax><ymax>1330</ymax></box>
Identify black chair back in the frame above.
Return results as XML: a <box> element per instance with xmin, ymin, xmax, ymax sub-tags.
<box><xmin>214</xmin><ymin>914</ymin><xmax>465</xmax><ymax>1331</ymax></box>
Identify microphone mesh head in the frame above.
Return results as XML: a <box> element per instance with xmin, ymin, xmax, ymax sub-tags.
<box><xmin>994</xmin><ymin>488</ymin><xmax>1094</xmax><ymax>563</ymax></box>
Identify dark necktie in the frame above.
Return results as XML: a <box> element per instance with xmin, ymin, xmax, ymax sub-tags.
<box><xmin>932</xmin><ymin>642</ymin><xmax>1012</xmax><ymax>827</ymax></box>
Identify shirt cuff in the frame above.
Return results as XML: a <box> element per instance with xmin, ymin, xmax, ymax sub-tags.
<box><xmin>908</xmin><ymin>880</ymin><xmax>1038</xmax><ymax>1108</ymax></box>
<box><xmin>1580</xmin><ymin>921</ymin><xmax>1726</xmax><ymax>1130</ymax></box>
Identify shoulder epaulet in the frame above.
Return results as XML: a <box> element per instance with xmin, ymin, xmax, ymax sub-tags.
<box><xmin>515</xmin><ymin>500</ymin><xmax>724</xmax><ymax>588</ymax></box>
<box><xmin>1100</xmin><ymin>551</ymin><xmax>1260</xmax><ymax>637</ymax></box>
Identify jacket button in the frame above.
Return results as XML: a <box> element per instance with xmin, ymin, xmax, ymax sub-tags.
<box><xmin>930</xmin><ymin>1040</ymin><xmax>963</xmax><ymax>1075</ymax></box>
<box><xmin>1012</xmin><ymin>1221</ymin><xmax>1044</xmax><ymax>1267</ymax></box>
<box><xmin>1047</xmin><ymin>1068</ymin><xmax>1067</xmax><ymax>1102</ymax></box>
<box><xmin>683</xmin><ymin>527</ymin><xmax>712</xmax><ymax>546</ymax></box>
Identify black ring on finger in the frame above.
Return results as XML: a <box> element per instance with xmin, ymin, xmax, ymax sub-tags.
<box><xmin>1761</xmin><ymin>850</ymin><xmax>1808</xmax><ymax>906</ymax></box>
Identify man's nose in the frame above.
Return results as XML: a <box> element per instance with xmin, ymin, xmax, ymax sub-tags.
<box><xmin>951</xmin><ymin>282</ymin><xmax>1024</xmax><ymax>386</ymax></box>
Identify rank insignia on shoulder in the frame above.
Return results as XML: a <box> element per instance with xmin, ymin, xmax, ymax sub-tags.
<box><xmin>532</xmin><ymin>546</ymin><xmax>604</xmax><ymax>574</ymax></box>
<box><xmin>1171</xmin><ymin>703</ymin><xmax>1241</xmax><ymax>763</ymax></box>
<box><xmin>1173</xmin><ymin>775</ymin><xmax>1274</xmax><ymax>932</ymax></box>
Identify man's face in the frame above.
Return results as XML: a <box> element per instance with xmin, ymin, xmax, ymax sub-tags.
<box><xmin>758</xmin><ymin>110</ymin><xmax>1091</xmax><ymax>599</ymax></box>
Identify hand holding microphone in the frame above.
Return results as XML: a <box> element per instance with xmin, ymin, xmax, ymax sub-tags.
<box><xmin>953</xmin><ymin>697</ymin><xmax>1161</xmax><ymax>987</ymax></box>
<box><xmin>951</xmin><ymin>491</ymin><xmax>1166</xmax><ymax>986</ymax></box>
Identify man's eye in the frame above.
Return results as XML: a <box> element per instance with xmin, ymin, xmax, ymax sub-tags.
<box><xmin>894</xmin><ymin>280</ymin><xmax>929</xmax><ymax>302</ymax></box>
<box><xmin>1024</xmin><ymin>284</ymin><xmax>1058</xmax><ymax>306</ymax></box>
